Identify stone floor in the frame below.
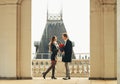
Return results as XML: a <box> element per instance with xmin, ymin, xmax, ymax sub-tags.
<box><xmin>0</xmin><ymin>78</ymin><xmax>117</xmax><ymax>84</ymax></box>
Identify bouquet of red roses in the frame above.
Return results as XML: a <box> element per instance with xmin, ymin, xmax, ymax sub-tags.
<box><xmin>59</xmin><ymin>43</ymin><xmax>64</xmax><ymax>52</ymax></box>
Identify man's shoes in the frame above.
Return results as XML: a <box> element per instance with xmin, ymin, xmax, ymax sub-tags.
<box><xmin>63</xmin><ymin>77</ymin><xmax>71</xmax><ymax>80</ymax></box>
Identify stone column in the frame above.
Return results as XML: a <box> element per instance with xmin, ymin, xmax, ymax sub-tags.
<box><xmin>90</xmin><ymin>0</ymin><xmax>117</xmax><ymax>80</ymax></box>
<box><xmin>90</xmin><ymin>0</ymin><xmax>103</xmax><ymax>79</ymax></box>
<box><xmin>102</xmin><ymin>4</ymin><xmax>117</xmax><ymax>79</ymax></box>
<box><xmin>0</xmin><ymin>0</ymin><xmax>31</xmax><ymax>79</ymax></box>
<box><xmin>17</xmin><ymin>0</ymin><xmax>32</xmax><ymax>79</ymax></box>
<box><xmin>16</xmin><ymin>2</ymin><xmax>21</xmax><ymax>79</ymax></box>
<box><xmin>117</xmin><ymin>0</ymin><xmax>120</xmax><ymax>83</ymax></box>
<box><xmin>0</xmin><ymin>3</ymin><xmax>17</xmax><ymax>79</ymax></box>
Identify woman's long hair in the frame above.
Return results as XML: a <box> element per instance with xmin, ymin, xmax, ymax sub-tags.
<box><xmin>48</xmin><ymin>36</ymin><xmax>56</xmax><ymax>52</ymax></box>
<box><xmin>50</xmin><ymin>36</ymin><xmax>56</xmax><ymax>44</ymax></box>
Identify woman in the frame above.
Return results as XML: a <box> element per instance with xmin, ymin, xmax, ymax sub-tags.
<box><xmin>42</xmin><ymin>36</ymin><xmax>59</xmax><ymax>79</ymax></box>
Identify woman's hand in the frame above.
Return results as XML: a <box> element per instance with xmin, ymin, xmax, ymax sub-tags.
<box><xmin>62</xmin><ymin>51</ymin><xmax>65</xmax><ymax>55</ymax></box>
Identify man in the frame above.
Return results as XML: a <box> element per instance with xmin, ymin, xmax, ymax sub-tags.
<box><xmin>62</xmin><ymin>33</ymin><xmax>73</xmax><ymax>80</ymax></box>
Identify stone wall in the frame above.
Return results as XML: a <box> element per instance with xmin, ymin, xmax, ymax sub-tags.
<box><xmin>0</xmin><ymin>0</ymin><xmax>31</xmax><ymax>79</ymax></box>
<box><xmin>0</xmin><ymin>2</ymin><xmax>17</xmax><ymax>79</ymax></box>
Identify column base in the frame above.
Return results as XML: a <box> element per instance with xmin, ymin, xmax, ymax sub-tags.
<box><xmin>0</xmin><ymin>77</ymin><xmax>32</xmax><ymax>80</ymax></box>
<box><xmin>89</xmin><ymin>77</ymin><xmax>117</xmax><ymax>80</ymax></box>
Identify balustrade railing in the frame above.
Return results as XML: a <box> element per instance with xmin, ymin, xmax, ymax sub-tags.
<box><xmin>32</xmin><ymin>53</ymin><xmax>90</xmax><ymax>77</ymax></box>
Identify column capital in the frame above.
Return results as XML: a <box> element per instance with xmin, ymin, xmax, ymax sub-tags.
<box><xmin>98</xmin><ymin>0</ymin><xmax>116</xmax><ymax>12</ymax></box>
<box><xmin>102</xmin><ymin>5</ymin><xmax>116</xmax><ymax>12</ymax></box>
<box><xmin>91</xmin><ymin>0</ymin><xmax>116</xmax><ymax>13</ymax></box>
<box><xmin>90</xmin><ymin>0</ymin><xmax>102</xmax><ymax>13</ymax></box>
<box><xmin>99</xmin><ymin>0</ymin><xmax>116</xmax><ymax>5</ymax></box>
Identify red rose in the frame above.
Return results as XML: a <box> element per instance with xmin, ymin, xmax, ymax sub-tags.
<box><xmin>59</xmin><ymin>43</ymin><xmax>64</xmax><ymax>52</ymax></box>
<box><xmin>59</xmin><ymin>43</ymin><xmax>64</xmax><ymax>48</ymax></box>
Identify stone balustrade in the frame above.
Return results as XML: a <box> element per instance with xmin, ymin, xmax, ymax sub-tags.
<box><xmin>32</xmin><ymin>53</ymin><xmax>90</xmax><ymax>77</ymax></box>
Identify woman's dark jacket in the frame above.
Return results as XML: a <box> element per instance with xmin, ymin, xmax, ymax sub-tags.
<box><xmin>50</xmin><ymin>43</ymin><xmax>58</xmax><ymax>60</ymax></box>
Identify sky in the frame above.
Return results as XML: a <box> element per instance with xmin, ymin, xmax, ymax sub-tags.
<box><xmin>32</xmin><ymin>0</ymin><xmax>90</xmax><ymax>54</ymax></box>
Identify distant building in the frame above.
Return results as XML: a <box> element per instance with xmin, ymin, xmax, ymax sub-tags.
<box><xmin>34</xmin><ymin>8</ymin><xmax>75</xmax><ymax>59</ymax></box>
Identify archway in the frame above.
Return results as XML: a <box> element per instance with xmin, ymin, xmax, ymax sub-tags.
<box><xmin>32</xmin><ymin>0</ymin><xmax>90</xmax><ymax>78</ymax></box>
<box><xmin>0</xmin><ymin>0</ymin><xmax>119</xmax><ymax>82</ymax></box>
